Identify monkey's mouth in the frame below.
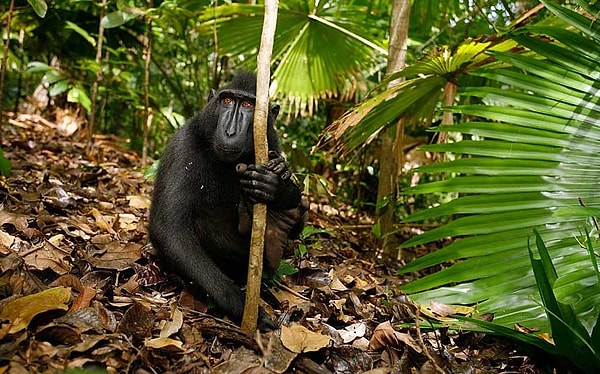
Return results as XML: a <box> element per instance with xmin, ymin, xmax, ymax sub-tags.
<box><xmin>215</xmin><ymin>145</ymin><xmax>244</xmax><ymax>162</ymax></box>
<box><xmin>217</xmin><ymin>145</ymin><xmax>242</xmax><ymax>154</ymax></box>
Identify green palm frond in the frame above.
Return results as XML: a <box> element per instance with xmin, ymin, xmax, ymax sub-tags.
<box><xmin>400</xmin><ymin>0</ymin><xmax>600</xmax><ymax>334</ymax></box>
<box><xmin>324</xmin><ymin>40</ymin><xmax>504</xmax><ymax>154</ymax></box>
<box><xmin>201</xmin><ymin>1</ymin><xmax>387</xmax><ymax>113</ymax></box>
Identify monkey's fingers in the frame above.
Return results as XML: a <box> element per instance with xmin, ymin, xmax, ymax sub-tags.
<box><xmin>240</xmin><ymin>178</ymin><xmax>277</xmax><ymax>202</ymax></box>
<box><xmin>264</xmin><ymin>157</ymin><xmax>291</xmax><ymax>180</ymax></box>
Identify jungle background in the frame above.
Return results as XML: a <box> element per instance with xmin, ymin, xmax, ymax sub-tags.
<box><xmin>0</xmin><ymin>0</ymin><xmax>599</xmax><ymax>373</ymax></box>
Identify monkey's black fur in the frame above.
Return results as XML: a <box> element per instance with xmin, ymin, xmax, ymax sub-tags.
<box><xmin>149</xmin><ymin>72</ymin><xmax>303</xmax><ymax>331</ymax></box>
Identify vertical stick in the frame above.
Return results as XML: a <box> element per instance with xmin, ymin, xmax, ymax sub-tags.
<box><xmin>241</xmin><ymin>0</ymin><xmax>278</xmax><ymax>333</ymax></box>
<box><xmin>87</xmin><ymin>0</ymin><xmax>107</xmax><ymax>151</ymax></box>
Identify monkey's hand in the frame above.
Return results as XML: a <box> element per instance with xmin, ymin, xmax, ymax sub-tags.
<box><xmin>265</xmin><ymin>151</ymin><xmax>291</xmax><ymax>180</ymax></box>
<box><xmin>237</xmin><ymin>152</ymin><xmax>290</xmax><ymax>203</ymax></box>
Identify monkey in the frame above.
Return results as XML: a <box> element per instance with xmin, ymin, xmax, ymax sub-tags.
<box><xmin>149</xmin><ymin>72</ymin><xmax>305</xmax><ymax>331</ymax></box>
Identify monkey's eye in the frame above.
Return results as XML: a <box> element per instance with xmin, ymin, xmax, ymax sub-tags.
<box><xmin>223</xmin><ymin>97</ymin><xmax>234</xmax><ymax>105</ymax></box>
<box><xmin>241</xmin><ymin>100</ymin><xmax>254</xmax><ymax>109</ymax></box>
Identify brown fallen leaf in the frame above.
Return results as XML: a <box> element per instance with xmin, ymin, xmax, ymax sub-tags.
<box><xmin>126</xmin><ymin>195</ymin><xmax>151</xmax><ymax>209</ymax></box>
<box><xmin>368</xmin><ymin>321</ymin><xmax>422</xmax><ymax>353</ymax></box>
<box><xmin>145</xmin><ymin>337</ymin><xmax>183</xmax><ymax>351</ymax></box>
<box><xmin>70</xmin><ymin>286</ymin><xmax>97</xmax><ymax>312</ymax></box>
<box><xmin>159</xmin><ymin>304</ymin><xmax>184</xmax><ymax>338</ymax></box>
<box><xmin>0</xmin><ymin>211</ymin><xmax>30</xmax><ymax>231</ymax></box>
<box><xmin>117</xmin><ymin>302</ymin><xmax>155</xmax><ymax>342</ymax></box>
<box><xmin>429</xmin><ymin>301</ymin><xmax>456</xmax><ymax>317</ymax></box>
<box><xmin>262</xmin><ymin>332</ymin><xmax>298</xmax><ymax>373</ymax></box>
<box><xmin>85</xmin><ymin>241</ymin><xmax>141</xmax><ymax>270</ymax></box>
<box><xmin>21</xmin><ymin>241</ymin><xmax>72</xmax><ymax>275</ymax></box>
<box><xmin>36</xmin><ymin>324</ymin><xmax>82</xmax><ymax>345</ymax></box>
<box><xmin>90</xmin><ymin>208</ymin><xmax>118</xmax><ymax>237</ymax></box>
<box><xmin>210</xmin><ymin>346</ymin><xmax>264</xmax><ymax>374</ymax></box>
<box><xmin>280</xmin><ymin>323</ymin><xmax>330</xmax><ymax>354</ymax></box>
<box><xmin>0</xmin><ymin>287</ymin><xmax>71</xmax><ymax>339</ymax></box>
<box><xmin>0</xmin><ymin>230</ymin><xmax>16</xmax><ymax>253</ymax></box>
<box><xmin>49</xmin><ymin>274</ymin><xmax>84</xmax><ymax>292</ymax></box>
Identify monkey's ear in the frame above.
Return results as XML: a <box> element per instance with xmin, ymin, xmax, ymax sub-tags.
<box><xmin>270</xmin><ymin>104</ymin><xmax>280</xmax><ymax>119</ymax></box>
<box><xmin>208</xmin><ymin>89</ymin><xmax>217</xmax><ymax>102</ymax></box>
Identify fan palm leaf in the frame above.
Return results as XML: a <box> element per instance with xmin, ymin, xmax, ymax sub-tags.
<box><xmin>399</xmin><ymin>0</ymin><xmax>600</xmax><ymax>334</ymax></box>
<box><xmin>200</xmin><ymin>1</ymin><xmax>387</xmax><ymax>113</ymax></box>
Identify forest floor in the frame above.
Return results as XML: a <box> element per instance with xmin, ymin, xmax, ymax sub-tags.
<box><xmin>0</xmin><ymin>113</ymin><xmax>575</xmax><ymax>373</ymax></box>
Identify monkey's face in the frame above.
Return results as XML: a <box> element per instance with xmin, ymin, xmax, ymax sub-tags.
<box><xmin>213</xmin><ymin>89</ymin><xmax>256</xmax><ymax>162</ymax></box>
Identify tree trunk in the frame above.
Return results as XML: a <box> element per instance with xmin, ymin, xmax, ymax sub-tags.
<box><xmin>142</xmin><ymin>0</ymin><xmax>154</xmax><ymax>165</ymax></box>
<box><xmin>376</xmin><ymin>0</ymin><xmax>410</xmax><ymax>264</ymax></box>
<box><xmin>241</xmin><ymin>0</ymin><xmax>278</xmax><ymax>333</ymax></box>
<box><xmin>0</xmin><ymin>0</ymin><xmax>16</xmax><ymax>145</ymax></box>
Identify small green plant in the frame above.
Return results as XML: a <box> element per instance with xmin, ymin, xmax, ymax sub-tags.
<box><xmin>527</xmin><ymin>228</ymin><xmax>600</xmax><ymax>373</ymax></box>
<box><xmin>273</xmin><ymin>225</ymin><xmax>333</xmax><ymax>279</ymax></box>
<box><xmin>0</xmin><ymin>147</ymin><xmax>10</xmax><ymax>177</ymax></box>
<box><xmin>298</xmin><ymin>225</ymin><xmax>332</xmax><ymax>257</ymax></box>
<box><xmin>458</xmin><ymin>227</ymin><xmax>600</xmax><ymax>373</ymax></box>
<box><xmin>276</xmin><ymin>260</ymin><xmax>299</xmax><ymax>277</ymax></box>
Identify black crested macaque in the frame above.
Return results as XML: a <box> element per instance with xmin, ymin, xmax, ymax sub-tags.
<box><xmin>149</xmin><ymin>72</ymin><xmax>306</xmax><ymax>331</ymax></box>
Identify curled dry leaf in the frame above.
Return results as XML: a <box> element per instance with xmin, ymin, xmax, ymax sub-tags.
<box><xmin>429</xmin><ymin>301</ymin><xmax>456</xmax><ymax>317</ymax></box>
<box><xmin>90</xmin><ymin>208</ymin><xmax>118</xmax><ymax>236</ymax></box>
<box><xmin>338</xmin><ymin>322</ymin><xmax>367</xmax><ymax>344</ymax></box>
<box><xmin>280</xmin><ymin>323</ymin><xmax>331</xmax><ymax>354</ymax></box>
<box><xmin>159</xmin><ymin>304</ymin><xmax>184</xmax><ymax>338</ymax></box>
<box><xmin>0</xmin><ymin>287</ymin><xmax>71</xmax><ymax>339</ymax></box>
<box><xmin>263</xmin><ymin>332</ymin><xmax>298</xmax><ymax>374</ymax></box>
<box><xmin>145</xmin><ymin>337</ymin><xmax>183</xmax><ymax>351</ymax></box>
<box><xmin>368</xmin><ymin>321</ymin><xmax>422</xmax><ymax>353</ymax></box>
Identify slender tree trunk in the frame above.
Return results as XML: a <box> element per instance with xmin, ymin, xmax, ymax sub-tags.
<box><xmin>142</xmin><ymin>0</ymin><xmax>154</xmax><ymax>165</ymax></box>
<box><xmin>0</xmin><ymin>0</ymin><xmax>16</xmax><ymax>145</ymax></box>
<box><xmin>87</xmin><ymin>0</ymin><xmax>107</xmax><ymax>150</ymax></box>
<box><xmin>439</xmin><ymin>80</ymin><xmax>457</xmax><ymax>139</ymax></box>
<box><xmin>211</xmin><ymin>0</ymin><xmax>220</xmax><ymax>90</ymax></box>
<box><xmin>376</xmin><ymin>0</ymin><xmax>410</xmax><ymax>263</ymax></box>
<box><xmin>241</xmin><ymin>0</ymin><xmax>278</xmax><ymax>333</ymax></box>
<box><xmin>14</xmin><ymin>29</ymin><xmax>25</xmax><ymax>113</ymax></box>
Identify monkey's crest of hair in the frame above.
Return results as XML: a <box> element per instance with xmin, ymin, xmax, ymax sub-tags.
<box><xmin>225</xmin><ymin>71</ymin><xmax>257</xmax><ymax>96</ymax></box>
